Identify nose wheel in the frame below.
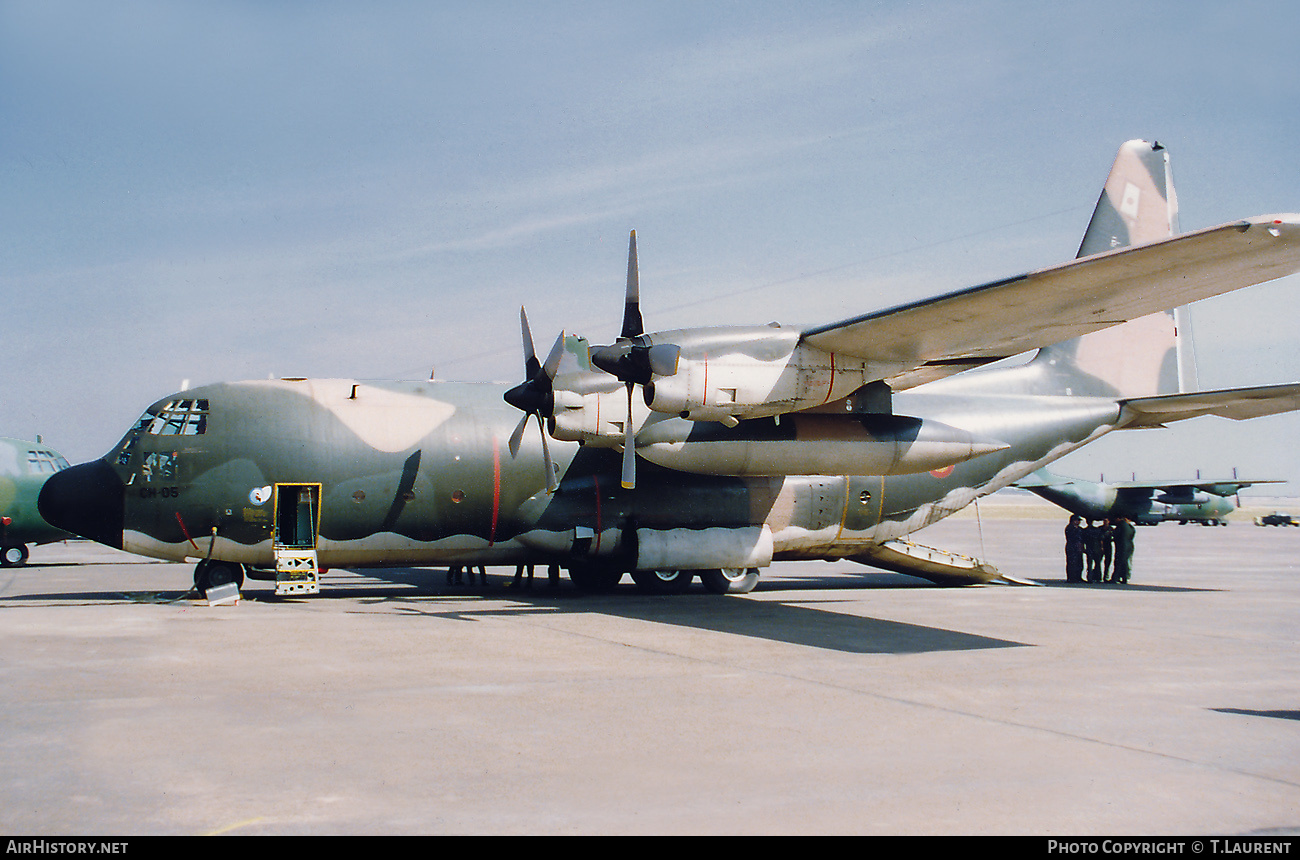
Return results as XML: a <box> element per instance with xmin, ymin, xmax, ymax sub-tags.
<box><xmin>194</xmin><ymin>560</ymin><xmax>246</xmax><ymax>597</ymax></box>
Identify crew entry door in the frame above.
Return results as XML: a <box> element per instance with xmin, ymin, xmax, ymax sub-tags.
<box><xmin>273</xmin><ymin>484</ymin><xmax>321</xmax><ymax>595</ymax></box>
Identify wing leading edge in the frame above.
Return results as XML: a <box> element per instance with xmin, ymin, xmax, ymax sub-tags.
<box><xmin>801</xmin><ymin>215</ymin><xmax>1300</xmax><ymax>391</ymax></box>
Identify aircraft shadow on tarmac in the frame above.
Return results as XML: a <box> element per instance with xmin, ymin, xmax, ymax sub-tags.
<box><xmin>330</xmin><ymin>567</ymin><xmax>1028</xmax><ymax>655</ymax></box>
<box><xmin>1212</xmin><ymin>708</ymin><xmax>1300</xmax><ymax>722</ymax></box>
<box><xmin>1</xmin><ymin>565</ymin><xmax>1213</xmax><ymax>654</ymax></box>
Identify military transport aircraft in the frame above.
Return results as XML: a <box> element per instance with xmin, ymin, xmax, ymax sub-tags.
<box><xmin>37</xmin><ymin>140</ymin><xmax>1300</xmax><ymax>596</ymax></box>
<box><xmin>1013</xmin><ymin>468</ymin><xmax>1279</xmax><ymax>526</ymax></box>
<box><xmin>1</xmin><ymin>437</ymin><xmax>72</xmax><ymax>565</ymax></box>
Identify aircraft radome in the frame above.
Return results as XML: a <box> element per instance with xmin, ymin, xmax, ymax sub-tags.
<box><xmin>1014</xmin><ymin>469</ymin><xmax>1281</xmax><ymax>527</ymax></box>
<box><xmin>37</xmin><ymin>140</ymin><xmax>1300</xmax><ymax>597</ymax></box>
<box><xmin>1</xmin><ymin>437</ymin><xmax>72</xmax><ymax>566</ymax></box>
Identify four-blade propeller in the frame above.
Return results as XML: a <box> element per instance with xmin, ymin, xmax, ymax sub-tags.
<box><xmin>588</xmin><ymin>231</ymin><xmax>680</xmax><ymax>489</ymax></box>
<box><xmin>503</xmin><ymin>306</ymin><xmax>564</xmax><ymax>493</ymax></box>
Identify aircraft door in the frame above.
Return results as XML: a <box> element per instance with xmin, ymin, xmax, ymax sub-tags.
<box><xmin>274</xmin><ymin>484</ymin><xmax>320</xmax><ymax>548</ymax></box>
<box><xmin>272</xmin><ymin>483</ymin><xmax>321</xmax><ymax>595</ymax></box>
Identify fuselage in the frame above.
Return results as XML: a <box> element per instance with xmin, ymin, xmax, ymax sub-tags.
<box><xmin>1026</xmin><ymin>481</ymin><xmax>1236</xmax><ymax>525</ymax></box>
<box><xmin>38</xmin><ymin>373</ymin><xmax>1123</xmax><ymax>572</ymax></box>
<box><xmin>1</xmin><ymin>437</ymin><xmax>72</xmax><ymax>561</ymax></box>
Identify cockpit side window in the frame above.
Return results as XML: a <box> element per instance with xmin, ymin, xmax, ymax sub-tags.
<box><xmin>26</xmin><ymin>450</ymin><xmax>70</xmax><ymax>474</ymax></box>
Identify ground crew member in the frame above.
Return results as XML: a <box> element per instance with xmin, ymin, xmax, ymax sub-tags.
<box><xmin>1112</xmin><ymin>517</ymin><xmax>1136</xmax><ymax>584</ymax></box>
<box><xmin>1064</xmin><ymin>515</ymin><xmax>1085</xmax><ymax>583</ymax></box>
<box><xmin>1084</xmin><ymin>520</ymin><xmax>1104</xmax><ymax>583</ymax></box>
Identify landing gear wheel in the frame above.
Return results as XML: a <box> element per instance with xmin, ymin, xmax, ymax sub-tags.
<box><xmin>194</xmin><ymin>560</ymin><xmax>246</xmax><ymax>597</ymax></box>
<box><xmin>699</xmin><ymin>567</ymin><xmax>759</xmax><ymax>595</ymax></box>
<box><xmin>567</xmin><ymin>564</ymin><xmax>624</xmax><ymax>593</ymax></box>
<box><xmin>631</xmin><ymin>569</ymin><xmax>693</xmax><ymax>594</ymax></box>
<box><xmin>1</xmin><ymin>543</ymin><xmax>29</xmax><ymax>567</ymax></box>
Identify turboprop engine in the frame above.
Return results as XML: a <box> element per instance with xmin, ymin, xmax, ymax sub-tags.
<box><xmin>633</xmin><ymin>412</ymin><xmax>1008</xmax><ymax>477</ymax></box>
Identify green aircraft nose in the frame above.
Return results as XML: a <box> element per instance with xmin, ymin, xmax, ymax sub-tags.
<box><xmin>38</xmin><ymin>459</ymin><xmax>124</xmax><ymax>549</ymax></box>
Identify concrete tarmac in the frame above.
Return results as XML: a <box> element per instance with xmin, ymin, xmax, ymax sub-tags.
<box><xmin>2</xmin><ymin>516</ymin><xmax>1298</xmax><ymax>835</ymax></box>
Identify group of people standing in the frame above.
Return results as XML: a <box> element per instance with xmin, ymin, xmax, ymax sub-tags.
<box><xmin>1064</xmin><ymin>515</ymin><xmax>1135</xmax><ymax>584</ymax></box>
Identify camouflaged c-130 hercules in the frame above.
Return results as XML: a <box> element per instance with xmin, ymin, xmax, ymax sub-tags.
<box><xmin>39</xmin><ymin>140</ymin><xmax>1300</xmax><ymax>596</ymax></box>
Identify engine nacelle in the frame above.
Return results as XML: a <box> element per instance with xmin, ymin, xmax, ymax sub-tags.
<box><xmin>549</xmin><ymin>386</ymin><xmax>638</xmax><ymax>446</ymax></box>
<box><xmin>600</xmin><ymin>325</ymin><xmax>877</xmax><ymax>422</ymax></box>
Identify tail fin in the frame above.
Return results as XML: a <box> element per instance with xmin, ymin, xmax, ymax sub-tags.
<box><xmin>1029</xmin><ymin>139</ymin><xmax>1198</xmax><ymax>398</ymax></box>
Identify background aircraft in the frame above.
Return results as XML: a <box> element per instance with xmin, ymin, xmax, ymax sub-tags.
<box><xmin>1</xmin><ymin>437</ymin><xmax>72</xmax><ymax>565</ymax></box>
<box><xmin>1013</xmin><ymin>468</ymin><xmax>1278</xmax><ymax>526</ymax></box>
<box><xmin>36</xmin><ymin>140</ymin><xmax>1300</xmax><ymax>596</ymax></box>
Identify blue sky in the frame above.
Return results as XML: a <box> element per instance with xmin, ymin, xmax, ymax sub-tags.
<box><xmin>3</xmin><ymin>1</ymin><xmax>1299</xmax><ymax>493</ymax></box>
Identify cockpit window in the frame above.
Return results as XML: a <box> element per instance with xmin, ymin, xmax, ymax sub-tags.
<box><xmin>115</xmin><ymin>399</ymin><xmax>210</xmax><ymax>467</ymax></box>
<box><xmin>26</xmin><ymin>450</ymin><xmax>70</xmax><ymax>474</ymax></box>
<box><xmin>144</xmin><ymin>399</ymin><xmax>210</xmax><ymax>437</ymax></box>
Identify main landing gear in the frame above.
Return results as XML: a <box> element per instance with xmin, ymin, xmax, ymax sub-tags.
<box><xmin>1</xmin><ymin>543</ymin><xmax>30</xmax><ymax>567</ymax></box>
<box><xmin>571</xmin><ymin>564</ymin><xmax>761</xmax><ymax>595</ymax></box>
<box><xmin>697</xmin><ymin>567</ymin><xmax>760</xmax><ymax>594</ymax></box>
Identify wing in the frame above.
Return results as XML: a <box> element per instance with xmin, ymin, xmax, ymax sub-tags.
<box><xmin>1108</xmin><ymin>478</ymin><xmax>1282</xmax><ymax>497</ymax></box>
<box><xmin>801</xmin><ymin>215</ymin><xmax>1300</xmax><ymax>391</ymax></box>
<box><xmin>1119</xmin><ymin>382</ymin><xmax>1300</xmax><ymax>428</ymax></box>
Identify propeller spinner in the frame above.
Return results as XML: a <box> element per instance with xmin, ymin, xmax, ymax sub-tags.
<box><xmin>503</xmin><ymin>306</ymin><xmax>564</xmax><ymax>493</ymax></box>
<box><xmin>588</xmin><ymin>231</ymin><xmax>680</xmax><ymax>489</ymax></box>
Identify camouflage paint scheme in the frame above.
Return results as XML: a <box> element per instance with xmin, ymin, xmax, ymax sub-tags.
<box><xmin>37</xmin><ymin>141</ymin><xmax>1300</xmax><ymax>592</ymax></box>
<box><xmin>0</xmin><ymin>437</ymin><xmax>72</xmax><ymax>565</ymax></box>
<box><xmin>1013</xmin><ymin>470</ymin><xmax>1272</xmax><ymax>526</ymax></box>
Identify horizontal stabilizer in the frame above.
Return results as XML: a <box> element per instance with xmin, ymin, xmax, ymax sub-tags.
<box><xmin>803</xmin><ymin>215</ymin><xmax>1300</xmax><ymax>391</ymax></box>
<box><xmin>1120</xmin><ymin>382</ymin><xmax>1300</xmax><ymax>428</ymax></box>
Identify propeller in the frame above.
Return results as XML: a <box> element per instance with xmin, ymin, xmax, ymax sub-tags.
<box><xmin>588</xmin><ymin>231</ymin><xmax>681</xmax><ymax>489</ymax></box>
<box><xmin>503</xmin><ymin>306</ymin><xmax>564</xmax><ymax>493</ymax></box>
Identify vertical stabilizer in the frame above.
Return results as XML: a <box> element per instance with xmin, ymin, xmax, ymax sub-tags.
<box><xmin>1029</xmin><ymin>140</ymin><xmax>1197</xmax><ymax>398</ymax></box>
<box><xmin>1077</xmin><ymin>139</ymin><xmax>1179</xmax><ymax>255</ymax></box>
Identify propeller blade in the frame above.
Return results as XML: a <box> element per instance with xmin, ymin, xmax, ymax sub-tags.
<box><xmin>520</xmin><ymin>306</ymin><xmax>541</xmax><ymax>379</ymax></box>
<box><xmin>535</xmin><ymin>412</ymin><xmax>557</xmax><ymax>493</ymax></box>
<box><xmin>621</xmin><ymin>230</ymin><xmax>643</xmax><ymax>339</ymax></box>
<box><xmin>621</xmin><ymin>383</ymin><xmax>636</xmax><ymax>489</ymax></box>
<box><xmin>542</xmin><ymin>331</ymin><xmax>565</xmax><ymax>380</ymax></box>
<box><xmin>508</xmin><ymin>413</ymin><xmax>529</xmax><ymax>458</ymax></box>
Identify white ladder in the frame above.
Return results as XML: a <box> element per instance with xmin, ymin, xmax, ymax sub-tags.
<box><xmin>274</xmin><ymin>546</ymin><xmax>320</xmax><ymax>595</ymax></box>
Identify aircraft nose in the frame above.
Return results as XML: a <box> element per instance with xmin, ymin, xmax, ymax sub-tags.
<box><xmin>38</xmin><ymin>459</ymin><xmax>125</xmax><ymax>549</ymax></box>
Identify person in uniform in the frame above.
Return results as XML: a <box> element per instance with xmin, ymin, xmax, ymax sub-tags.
<box><xmin>1064</xmin><ymin>515</ymin><xmax>1085</xmax><ymax>583</ymax></box>
<box><xmin>1100</xmin><ymin>519</ymin><xmax>1116</xmax><ymax>582</ymax></box>
<box><xmin>1084</xmin><ymin>520</ymin><xmax>1104</xmax><ymax>583</ymax></box>
<box><xmin>1112</xmin><ymin>516</ymin><xmax>1136</xmax><ymax>584</ymax></box>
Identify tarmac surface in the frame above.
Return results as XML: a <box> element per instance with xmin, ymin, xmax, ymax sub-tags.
<box><xmin>2</xmin><ymin>513</ymin><xmax>1299</xmax><ymax>835</ymax></box>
